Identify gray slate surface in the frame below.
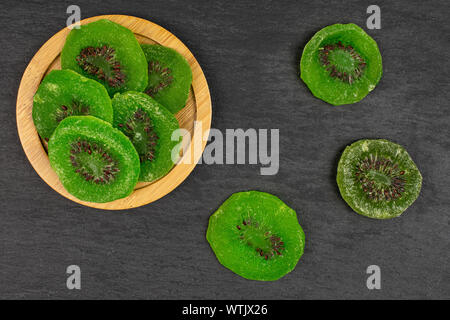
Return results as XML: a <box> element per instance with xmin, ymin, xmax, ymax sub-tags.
<box><xmin>0</xmin><ymin>0</ymin><xmax>449</xmax><ymax>299</ymax></box>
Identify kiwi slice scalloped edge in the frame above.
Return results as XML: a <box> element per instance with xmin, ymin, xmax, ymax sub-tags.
<box><xmin>112</xmin><ymin>91</ymin><xmax>181</xmax><ymax>182</ymax></box>
<box><xmin>337</xmin><ymin>139</ymin><xmax>422</xmax><ymax>219</ymax></box>
<box><xmin>48</xmin><ymin>116</ymin><xmax>140</xmax><ymax>203</ymax></box>
<box><xmin>206</xmin><ymin>191</ymin><xmax>305</xmax><ymax>281</ymax></box>
<box><xmin>32</xmin><ymin>69</ymin><xmax>113</xmax><ymax>142</ymax></box>
<box><xmin>141</xmin><ymin>44</ymin><xmax>193</xmax><ymax>114</ymax></box>
<box><xmin>61</xmin><ymin>19</ymin><xmax>148</xmax><ymax>97</ymax></box>
<box><xmin>300</xmin><ymin>23</ymin><xmax>382</xmax><ymax>105</ymax></box>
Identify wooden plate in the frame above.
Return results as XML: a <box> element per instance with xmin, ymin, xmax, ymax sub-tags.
<box><xmin>16</xmin><ymin>15</ymin><xmax>212</xmax><ymax>210</ymax></box>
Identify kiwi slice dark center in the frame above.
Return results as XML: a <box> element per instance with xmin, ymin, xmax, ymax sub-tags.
<box><xmin>355</xmin><ymin>154</ymin><xmax>406</xmax><ymax>201</ymax></box>
<box><xmin>76</xmin><ymin>46</ymin><xmax>125</xmax><ymax>88</ymax></box>
<box><xmin>145</xmin><ymin>61</ymin><xmax>174</xmax><ymax>96</ymax></box>
<box><xmin>236</xmin><ymin>218</ymin><xmax>284</xmax><ymax>260</ymax></box>
<box><xmin>319</xmin><ymin>41</ymin><xmax>366</xmax><ymax>84</ymax></box>
<box><xmin>55</xmin><ymin>101</ymin><xmax>90</xmax><ymax>123</ymax></box>
<box><xmin>117</xmin><ymin>108</ymin><xmax>159</xmax><ymax>163</ymax></box>
<box><xmin>70</xmin><ymin>139</ymin><xmax>120</xmax><ymax>184</ymax></box>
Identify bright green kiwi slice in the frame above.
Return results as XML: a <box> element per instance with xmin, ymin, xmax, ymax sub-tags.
<box><xmin>32</xmin><ymin>70</ymin><xmax>113</xmax><ymax>141</ymax></box>
<box><xmin>300</xmin><ymin>23</ymin><xmax>382</xmax><ymax>105</ymax></box>
<box><xmin>61</xmin><ymin>19</ymin><xmax>148</xmax><ymax>96</ymax></box>
<box><xmin>48</xmin><ymin>116</ymin><xmax>140</xmax><ymax>203</ymax></box>
<box><xmin>337</xmin><ymin>139</ymin><xmax>422</xmax><ymax>219</ymax></box>
<box><xmin>141</xmin><ymin>44</ymin><xmax>192</xmax><ymax>114</ymax></box>
<box><xmin>112</xmin><ymin>91</ymin><xmax>181</xmax><ymax>182</ymax></box>
<box><xmin>207</xmin><ymin>191</ymin><xmax>305</xmax><ymax>281</ymax></box>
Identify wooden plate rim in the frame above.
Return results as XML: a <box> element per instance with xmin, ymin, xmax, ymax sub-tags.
<box><xmin>16</xmin><ymin>14</ymin><xmax>212</xmax><ymax>210</ymax></box>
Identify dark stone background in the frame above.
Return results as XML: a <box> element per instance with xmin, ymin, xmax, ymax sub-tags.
<box><xmin>0</xmin><ymin>0</ymin><xmax>448</xmax><ymax>299</ymax></box>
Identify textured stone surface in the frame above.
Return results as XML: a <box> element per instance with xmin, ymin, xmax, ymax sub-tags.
<box><xmin>0</xmin><ymin>0</ymin><xmax>448</xmax><ymax>299</ymax></box>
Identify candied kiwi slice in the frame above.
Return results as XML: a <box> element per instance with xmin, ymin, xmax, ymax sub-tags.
<box><xmin>112</xmin><ymin>91</ymin><xmax>181</xmax><ymax>182</ymax></box>
<box><xmin>337</xmin><ymin>139</ymin><xmax>422</xmax><ymax>219</ymax></box>
<box><xmin>300</xmin><ymin>23</ymin><xmax>382</xmax><ymax>105</ymax></box>
<box><xmin>61</xmin><ymin>19</ymin><xmax>148</xmax><ymax>96</ymax></box>
<box><xmin>32</xmin><ymin>70</ymin><xmax>113</xmax><ymax>142</ymax></box>
<box><xmin>206</xmin><ymin>191</ymin><xmax>305</xmax><ymax>281</ymax></box>
<box><xmin>48</xmin><ymin>116</ymin><xmax>140</xmax><ymax>203</ymax></box>
<box><xmin>141</xmin><ymin>44</ymin><xmax>192</xmax><ymax>114</ymax></box>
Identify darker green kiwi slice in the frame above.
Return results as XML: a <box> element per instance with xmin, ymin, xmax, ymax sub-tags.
<box><xmin>112</xmin><ymin>91</ymin><xmax>181</xmax><ymax>182</ymax></box>
<box><xmin>48</xmin><ymin>116</ymin><xmax>140</xmax><ymax>203</ymax></box>
<box><xmin>207</xmin><ymin>191</ymin><xmax>305</xmax><ymax>281</ymax></box>
<box><xmin>300</xmin><ymin>23</ymin><xmax>382</xmax><ymax>105</ymax></box>
<box><xmin>337</xmin><ymin>139</ymin><xmax>422</xmax><ymax>219</ymax></box>
<box><xmin>32</xmin><ymin>70</ymin><xmax>113</xmax><ymax>142</ymax></box>
<box><xmin>141</xmin><ymin>44</ymin><xmax>192</xmax><ymax>114</ymax></box>
<box><xmin>61</xmin><ymin>19</ymin><xmax>148</xmax><ymax>96</ymax></box>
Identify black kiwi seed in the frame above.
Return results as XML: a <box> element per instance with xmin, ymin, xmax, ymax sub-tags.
<box><xmin>145</xmin><ymin>61</ymin><xmax>174</xmax><ymax>96</ymax></box>
<box><xmin>69</xmin><ymin>138</ymin><xmax>120</xmax><ymax>184</ymax></box>
<box><xmin>55</xmin><ymin>101</ymin><xmax>90</xmax><ymax>123</ymax></box>
<box><xmin>236</xmin><ymin>218</ymin><xmax>285</xmax><ymax>260</ymax></box>
<box><xmin>355</xmin><ymin>154</ymin><xmax>406</xmax><ymax>201</ymax></box>
<box><xmin>117</xmin><ymin>108</ymin><xmax>159</xmax><ymax>163</ymax></box>
<box><xmin>319</xmin><ymin>41</ymin><xmax>366</xmax><ymax>84</ymax></box>
<box><xmin>76</xmin><ymin>45</ymin><xmax>126</xmax><ymax>88</ymax></box>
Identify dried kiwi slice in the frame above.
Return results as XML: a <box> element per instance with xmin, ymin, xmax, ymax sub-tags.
<box><xmin>141</xmin><ymin>44</ymin><xmax>192</xmax><ymax>114</ymax></box>
<box><xmin>61</xmin><ymin>19</ymin><xmax>148</xmax><ymax>96</ymax></box>
<box><xmin>337</xmin><ymin>139</ymin><xmax>422</xmax><ymax>219</ymax></box>
<box><xmin>48</xmin><ymin>116</ymin><xmax>140</xmax><ymax>203</ymax></box>
<box><xmin>112</xmin><ymin>91</ymin><xmax>181</xmax><ymax>182</ymax></box>
<box><xmin>32</xmin><ymin>70</ymin><xmax>113</xmax><ymax>142</ymax></box>
<box><xmin>300</xmin><ymin>23</ymin><xmax>382</xmax><ymax>105</ymax></box>
<box><xmin>207</xmin><ymin>191</ymin><xmax>305</xmax><ymax>281</ymax></box>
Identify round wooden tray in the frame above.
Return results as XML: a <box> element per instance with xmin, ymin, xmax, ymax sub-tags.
<box><xmin>16</xmin><ymin>15</ymin><xmax>212</xmax><ymax>210</ymax></box>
